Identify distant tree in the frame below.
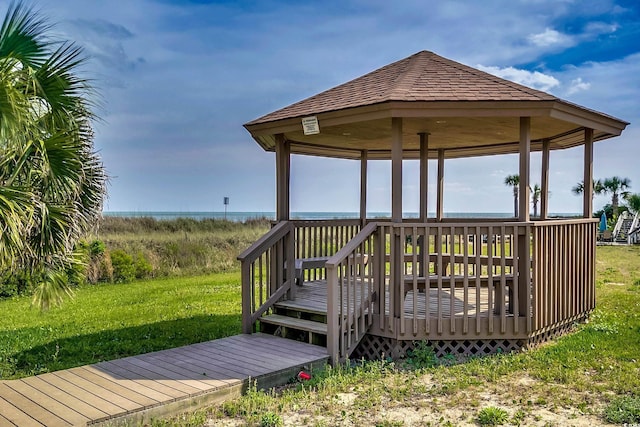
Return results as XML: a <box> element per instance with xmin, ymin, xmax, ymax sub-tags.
<box><xmin>0</xmin><ymin>3</ymin><xmax>106</xmax><ymax>309</ymax></box>
<box><xmin>603</xmin><ymin>176</ymin><xmax>631</xmax><ymax>218</ymax></box>
<box><xmin>531</xmin><ymin>184</ymin><xmax>541</xmax><ymax>217</ymax></box>
<box><xmin>504</xmin><ymin>174</ymin><xmax>519</xmax><ymax>217</ymax></box>
<box><xmin>572</xmin><ymin>179</ymin><xmax>605</xmax><ymax>197</ymax></box>
<box><xmin>625</xmin><ymin>193</ymin><xmax>640</xmax><ymax>215</ymax></box>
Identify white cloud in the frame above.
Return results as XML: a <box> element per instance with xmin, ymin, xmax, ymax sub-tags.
<box><xmin>566</xmin><ymin>77</ymin><xmax>591</xmax><ymax>95</ymax></box>
<box><xmin>528</xmin><ymin>28</ymin><xmax>574</xmax><ymax>47</ymax></box>
<box><xmin>477</xmin><ymin>65</ymin><xmax>560</xmax><ymax>92</ymax></box>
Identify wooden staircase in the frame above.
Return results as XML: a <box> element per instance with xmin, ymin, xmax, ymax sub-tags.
<box><xmin>259</xmin><ymin>296</ymin><xmax>328</xmax><ymax>347</ymax></box>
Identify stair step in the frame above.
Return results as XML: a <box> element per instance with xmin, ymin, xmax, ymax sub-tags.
<box><xmin>260</xmin><ymin>314</ymin><xmax>327</xmax><ymax>335</ymax></box>
<box><xmin>274</xmin><ymin>300</ymin><xmax>327</xmax><ymax>316</ymax></box>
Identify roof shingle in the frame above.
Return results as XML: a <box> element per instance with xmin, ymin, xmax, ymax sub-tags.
<box><xmin>247</xmin><ymin>51</ymin><xmax>557</xmax><ymax>125</ymax></box>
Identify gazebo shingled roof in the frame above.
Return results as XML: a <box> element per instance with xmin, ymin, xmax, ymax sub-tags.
<box><xmin>244</xmin><ymin>51</ymin><xmax>628</xmax><ymax>160</ymax></box>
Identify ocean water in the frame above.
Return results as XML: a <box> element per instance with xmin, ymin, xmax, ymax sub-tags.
<box><xmin>101</xmin><ymin>211</ymin><xmax>551</xmax><ymax>222</ymax></box>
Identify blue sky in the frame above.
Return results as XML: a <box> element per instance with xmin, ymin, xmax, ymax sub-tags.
<box><xmin>19</xmin><ymin>0</ymin><xmax>640</xmax><ymax>214</ymax></box>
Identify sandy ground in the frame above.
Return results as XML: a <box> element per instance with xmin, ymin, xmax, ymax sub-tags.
<box><xmin>206</xmin><ymin>372</ymin><xmax>615</xmax><ymax>426</ymax></box>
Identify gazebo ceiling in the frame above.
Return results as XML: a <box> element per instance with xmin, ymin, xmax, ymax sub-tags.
<box><xmin>244</xmin><ymin>51</ymin><xmax>628</xmax><ymax>160</ymax></box>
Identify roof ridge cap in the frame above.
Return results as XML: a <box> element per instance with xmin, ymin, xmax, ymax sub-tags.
<box><xmin>389</xmin><ymin>51</ymin><xmax>429</xmax><ymax>99</ymax></box>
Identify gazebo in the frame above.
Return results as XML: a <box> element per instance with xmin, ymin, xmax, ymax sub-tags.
<box><xmin>238</xmin><ymin>51</ymin><xmax>628</xmax><ymax>364</ymax></box>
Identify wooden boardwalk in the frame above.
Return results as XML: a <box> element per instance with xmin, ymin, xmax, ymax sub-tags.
<box><xmin>0</xmin><ymin>334</ymin><xmax>328</xmax><ymax>426</ymax></box>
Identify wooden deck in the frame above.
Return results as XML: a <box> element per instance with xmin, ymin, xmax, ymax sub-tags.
<box><xmin>0</xmin><ymin>334</ymin><xmax>328</xmax><ymax>426</ymax></box>
<box><xmin>283</xmin><ymin>280</ymin><xmax>495</xmax><ymax>318</ymax></box>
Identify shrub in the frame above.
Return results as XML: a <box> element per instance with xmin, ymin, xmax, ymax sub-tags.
<box><xmin>405</xmin><ymin>341</ymin><xmax>438</xmax><ymax>369</ymax></box>
<box><xmin>259</xmin><ymin>412</ymin><xmax>283</xmax><ymax>427</ymax></box>
<box><xmin>110</xmin><ymin>249</ymin><xmax>136</xmax><ymax>283</ymax></box>
<box><xmin>477</xmin><ymin>407</ymin><xmax>509</xmax><ymax>426</ymax></box>
<box><xmin>133</xmin><ymin>252</ymin><xmax>153</xmax><ymax>279</ymax></box>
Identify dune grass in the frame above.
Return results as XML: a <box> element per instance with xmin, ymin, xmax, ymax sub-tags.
<box><xmin>0</xmin><ymin>272</ymin><xmax>242</xmax><ymax>379</ymax></box>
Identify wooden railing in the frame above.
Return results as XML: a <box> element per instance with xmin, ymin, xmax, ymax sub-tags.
<box><xmin>531</xmin><ymin>219</ymin><xmax>597</xmax><ymax>333</ymax></box>
<box><xmin>237</xmin><ymin>221</ymin><xmax>295</xmax><ymax>334</ymax></box>
<box><xmin>291</xmin><ymin>219</ymin><xmax>362</xmax><ymax>282</ymax></box>
<box><xmin>326</xmin><ymin>222</ymin><xmax>377</xmax><ymax>363</ymax></box>
<box><xmin>373</xmin><ymin>222</ymin><xmax>530</xmax><ymax>338</ymax></box>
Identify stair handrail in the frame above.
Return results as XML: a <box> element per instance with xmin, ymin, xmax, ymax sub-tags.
<box><xmin>628</xmin><ymin>212</ymin><xmax>640</xmax><ymax>244</ymax></box>
<box><xmin>238</xmin><ymin>221</ymin><xmax>295</xmax><ymax>334</ymax></box>
<box><xmin>325</xmin><ymin>222</ymin><xmax>378</xmax><ymax>364</ymax></box>
<box><xmin>613</xmin><ymin>211</ymin><xmax>628</xmax><ymax>239</ymax></box>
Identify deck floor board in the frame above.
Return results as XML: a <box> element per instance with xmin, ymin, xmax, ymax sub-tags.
<box><xmin>20</xmin><ymin>376</ymin><xmax>110</xmax><ymax>420</ymax></box>
<box><xmin>5</xmin><ymin>379</ymin><xmax>91</xmax><ymax>426</ymax></box>
<box><xmin>286</xmin><ymin>280</ymin><xmax>497</xmax><ymax>318</ymax></box>
<box><xmin>0</xmin><ymin>383</ymin><xmax>71</xmax><ymax>426</ymax></box>
<box><xmin>0</xmin><ymin>334</ymin><xmax>328</xmax><ymax>426</ymax></box>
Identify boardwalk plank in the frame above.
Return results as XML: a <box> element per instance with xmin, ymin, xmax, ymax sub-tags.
<box><xmin>20</xmin><ymin>376</ymin><xmax>109</xmax><ymax>421</ymax></box>
<box><xmin>0</xmin><ymin>383</ymin><xmax>69</xmax><ymax>426</ymax></box>
<box><xmin>186</xmin><ymin>341</ymin><xmax>291</xmax><ymax>373</ymax></box>
<box><xmin>84</xmin><ymin>365</ymin><xmax>175</xmax><ymax>402</ymax></box>
<box><xmin>0</xmin><ymin>395</ymin><xmax>41</xmax><ymax>426</ymax></box>
<box><xmin>95</xmin><ymin>361</ymin><xmax>188</xmax><ymax>399</ymax></box>
<box><xmin>138</xmin><ymin>353</ymin><xmax>233</xmax><ymax>388</ymax></box>
<box><xmin>71</xmin><ymin>367</ymin><xmax>161</xmax><ymax>407</ymax></box>
<box><xmin>145</xmin><ymin>344</ymin><xmax>251</xmax><ymax>384</ymax></box>
<box><xmin>230</xmin><ymin>334</ymin><xmax>328</xmax><ymax>358</ymax></box>
<box><xmin>5</xmin><ymin>379</ymin><xmax>90</xmax><ymax>426</ymax></box>
<box><xmin>0</xmin><ymin>412</ymin><xmax>15</xmax><ymax>427</ymax></box>
<box><xmin>42</xmin><ymin>372</ymin><xmax>128</xmax><ymax>415</ymax></box>
<box><xmin>165</xmin><ymin>346</ymin><xmax>263</xmax><ymax>379</ymax></box>
<box><xmin>215</xmin><ymin>339</ymin><xmax>315</xmax><ymax>369</ymax></box>
<box><xmin>119</xmin><ymin>355</ymin><xmax>215</xmax><ymax>390</ymax></box>
<box><xmin>55</xmin><ymin>369</ymin><xmax>142</xmax><ymax>411</ymax></box>
<box><xmin>106</xmin><ymin>357</ymin><xmax>210</xmax><ymax>393</ymax></box>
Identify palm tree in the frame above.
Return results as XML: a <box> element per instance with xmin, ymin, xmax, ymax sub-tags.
<box><xmin>625</xmin><ymin>193</ymin><xmax>640</xmax><ymax>215</ymax></box>
<box><xmin>603</xmin><ymin>176</ymin><xmax>631</xmax><ymax>218</ymax></box>
<box><xmin>504</xmin><ymin>174</ymin><xmax>519</xmax><ymax>217</ymax></box>
<box><xmin>571</xmin><ymin>179</ymin><xmax>605</xmax><ymax>197</ymax></box>
<box><xmin>0</xmin><ymin>2</ymin><xmax>106</xmax><ymax>309</ymax></box>
<box><xmin>531</xmin><ymin>184</ymin><xmax>541</xmax><ymax>217</ymax></box>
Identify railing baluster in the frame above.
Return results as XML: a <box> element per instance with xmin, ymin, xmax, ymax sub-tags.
<box><xmin>487</xmin><ymin>226</ymin><xmax>494</xmax><ymax>334</ymax></box>
<box><xmin>475</xmin><ymin>226</ymin><xmax>481</xmax><ymax>334</ymax></box>
<box><xmin>449</xmin><ymin>226</ymin><xmax>456</xmax><ymax>334</ymax></box>
<box><xmin>463</xmin><ymin>226</ymin><xmax>469</xmax><ymax>334</ymax></box>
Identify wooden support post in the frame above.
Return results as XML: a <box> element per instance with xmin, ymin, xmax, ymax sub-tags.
<box><xmin>519</xmin><ymin>117</ymin><xmax>531</xmax><ymax>223</ymax></box>
<box><xmin>275</xmin><ymin>134</ymin><xmax>290</xmax><ymax>221</ymax></box>
<box><xmin>419</xmin><ymin>132</ymin><xmax>429</xmax><ymax>223</ymax></box>
<box><xmin>541</xmin><ymin>139</ymin><xmax>550</xmax><ymax>220</ymax></box>
<box><xmin>436</xmin><ymin>149</ymin><xmax>444</xmax><ymax>222</ymax></box>
<box><xmin>583</xmin><ymin>128</ymin><xmax>594</xmax><ymax>218</ymax></box>
<box><xmin>517</xmin><ymin>117</ymin><xmax>531</xmax><ymax>317</ymax></box>
<box><xmin>391</xmin><ymin>119</ymin><xmax>403</xmax><ymax>223</ymax></box>
<box><xmin>391</xmin><ymin>118</ymin><xmax>403</xmax><ymax>318</ymax></box>
<box><xmin>360</xmin><ymin>150</ymin><xmax>368</xmax><ymax>225</ymax></box>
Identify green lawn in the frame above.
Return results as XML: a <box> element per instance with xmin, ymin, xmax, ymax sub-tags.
<box><xmin>0</xmin><ymin>272</ymin><xmax>242</xmax><ymax>379</ymax></box>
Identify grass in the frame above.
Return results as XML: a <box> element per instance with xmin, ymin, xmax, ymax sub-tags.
<box><xmin>0</xmin><ymin>272</ymin><xmax>242</xmax><ymax>379</ymax></box>
<box><xmin>2</xmin><ymin>245</ymin><xmax>640</xmax><ymax>425</ymax></box>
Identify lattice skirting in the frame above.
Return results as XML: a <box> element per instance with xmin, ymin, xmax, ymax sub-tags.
<box><xmin>353</xmin><ymin>314</ymin><xmax>591</xmax><ymax>361</ymax></box>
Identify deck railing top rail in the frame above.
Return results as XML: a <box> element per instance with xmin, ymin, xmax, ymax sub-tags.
<box><xmin>238</xmin><ymin>220</ymin><xmax>293</xmax><ymax>263</ymax></box>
